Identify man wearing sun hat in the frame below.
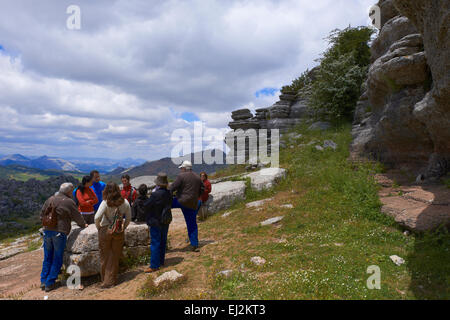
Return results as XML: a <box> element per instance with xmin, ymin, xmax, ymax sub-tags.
<box><xmin>169</xmin><ymin>160</ymin><xmax>204</xmax><ymax>252</ymax></box>
<box><xmin>143</xmin><ymin>172</ymin><xmax>172</xmax><ymax>273</ymax></box>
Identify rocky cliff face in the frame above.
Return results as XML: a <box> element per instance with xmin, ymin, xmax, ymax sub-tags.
<box><xmin>352</xmin><ymin>0</ymin><xmax>449</xmax><ymax>179</ymax></box>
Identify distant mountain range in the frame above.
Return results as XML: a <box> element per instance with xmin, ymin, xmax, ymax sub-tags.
<box><xmin>0</xmin><ymin>150</ymin><xmax>228</xmax><ymax>182</ymax></box>
<box><xmin>0</xmin><ymin>154</ymin><xmax>146</xmax><ymax>174</ymax></box>
<box><xmin>107</xmin><ymin>150</ymin><xmax>228</xmax><ymax>179</ymax></box>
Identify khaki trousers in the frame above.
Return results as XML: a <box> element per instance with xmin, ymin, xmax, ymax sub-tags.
<box><xmin>98</xmin><ymin>226</ymin><xmax>124</xmax><ymax>287</ymax></box>
<box><xmin>198</xmin><ymin>204</ymin><xmax>208</xmax><ymax>221</ymax></box>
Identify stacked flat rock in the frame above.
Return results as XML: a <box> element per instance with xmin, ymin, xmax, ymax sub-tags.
<box><xmin>268</xmin><ymin>101</ymin><xmax>291</xmax><ymax>119</ymax></box>
<box><xmin>228</xmin><ymin>118</ymin><xmax>260</xmax><ymax>130</ymax></box>
<box><xmin>279</xmin><ymin>93</ymin><xmax>297</xmax><ymax>101</ymax></box>
<box><xmin>255</xmin><ymin>108</ymin><xmax>268</xmax><ymax>120</ymax></box>
<box><xmin>231</xmin><ymin>109</ymin><xmax>253</xmax><ymax>121</ymax></box>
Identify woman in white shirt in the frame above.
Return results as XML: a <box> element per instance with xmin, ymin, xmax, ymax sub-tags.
<box><xmin>94</xmin><ymin>182</ymin><xmax>131</xmax><ymax>288</ymax></box>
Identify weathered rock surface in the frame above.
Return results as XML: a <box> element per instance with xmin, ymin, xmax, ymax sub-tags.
<box><xmin>246</xmin><ymin>198</ymin><xmax>275</xmax><ymax>209</ymax></box>
<box><xmin>243</xmin><ymin>168</ymin><xmax>286</xmax><ymax>191</ymax></box>
<box><xmin>376</xmin><ymin>172</ymin><xmax>450</xmax><ymax>232</ymax></box>
<box><xmin>128</xmin><ymin>176</ymin><xmax>157</xmax><ymax>190</ymax></box>
<box><xmin>352</xmin><ymin>0</ymin><xmax>450</xmax><ymax>179</ymax></box>
<box><xmin>260</xmin><ymin>216</ymin><xmax>284</xmax><ymax>226</ymax></box>
<box><xmin>154</xmin><ymin>270</ymin><xmax>183</xmax><ymax>286</ymax></box>
<box><xmin>250</xmin><ymin>256</ymin><xmax>266</xmax><ymax>266</ymax></box>
<box><xmin>206</xmin><ymin>181</ymin><xmax>246</xmax><ymax>214</ymax></box>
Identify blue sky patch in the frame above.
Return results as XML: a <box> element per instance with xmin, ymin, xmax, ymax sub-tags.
<box><xmin>180</xmin><ymin>112</ymin><xmax>200</xmax><ymax>122</ymax></box>
<box><xmin>255</xmin><ymin>87</ymin><xmax>279</xmax><ymax>98</ymax></box>
<box><xmin>0</xmin><ymin>45</ymin><xmax>4</xmax><ymax>51</ymax></box>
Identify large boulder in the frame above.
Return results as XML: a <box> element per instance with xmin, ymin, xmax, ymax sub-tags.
<box><xmin>63</xmin><ymin>246</ymin><xmax>149</xmax><ymax>277</ymax></box>
<box><xmin>129</xmin><ymin>176</ymin><xmax>157</xmax><ymax>190</ymax></box>
<box><xmin>243</xmin><ymin>168</ymin><xmax>286</xmax><ymax>191</ymax></box>
<box><xmin>206</xmin><ymin>181</ymin><xmax>246</xmax><ymax>214</ymax></box>
<box><xmin>66</xmin><ymin>222</ymin><xmax>149</xmax><ymax>254</ymax></box>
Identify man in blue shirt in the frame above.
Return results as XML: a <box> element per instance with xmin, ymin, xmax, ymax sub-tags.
<box><xmin>90</xmin><ymin>170</ymin><xmax>106</xmax><ymax>212</ymax></box>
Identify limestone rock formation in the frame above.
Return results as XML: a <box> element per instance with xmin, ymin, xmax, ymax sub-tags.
<box><xmin>63</xmin><ymin>222</ymin><xmax>149</xmax><ymax>277</ymax></box>
<box><xmin>352</xmin><ymin>0</ymin><xmax>449</xmax><ymax>179</ymax></box>
<box><xmin>226</xmin><ymin>90</ymin><xmax>313</xmax><ymax>164</ymax></box>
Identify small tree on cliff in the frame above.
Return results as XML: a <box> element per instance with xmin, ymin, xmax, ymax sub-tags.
<box><xmin>306</xmin><ymin>26</ymin><xmax>375</xmax><ymax>121</ymax></box>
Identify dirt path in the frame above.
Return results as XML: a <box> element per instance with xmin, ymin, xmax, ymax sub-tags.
<box><xmin>0</xmin><ymin>209</ymin><xmax>194</xmax><ymax>300</ymax></box>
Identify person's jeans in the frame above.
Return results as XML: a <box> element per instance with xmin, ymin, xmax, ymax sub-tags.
<box><xmin>149</xmin><ymin>225</ymin><xmax>169</xmax><ymax>269</ymax></box>
<box><xmin>40</xmin><ymin>230</ymin><xmax>67</xmax><ymax>287</ymax></box>
<box><xmin>172</xmin><ymin>198</ymin><xmax>201</xmax><ymax>247</ymax></box>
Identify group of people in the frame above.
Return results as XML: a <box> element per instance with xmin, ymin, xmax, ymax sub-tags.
<box><xmin>39</xmin><ymin>160</ymin><xmax>212</xmax><ymax>292</ymax></box>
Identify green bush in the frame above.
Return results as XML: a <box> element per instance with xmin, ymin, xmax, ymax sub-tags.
<box><xmin>304</xmin><ymin>26</ymin><xmax>375</xmax><ymax>121</ymax></box>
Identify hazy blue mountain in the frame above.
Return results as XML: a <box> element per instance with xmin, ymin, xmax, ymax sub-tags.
<box><xmin>0</xmin><ymin>154</ymin><xmax>31</xmax><ymax>167</ymax></box>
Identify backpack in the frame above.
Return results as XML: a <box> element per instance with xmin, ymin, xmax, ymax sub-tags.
<box><xmin>160</xmin><ymin>205</ymin><xmax>172</xmax><ymax>225</ymax></box>
<box><xmin>133</xmin><ymin>198</ymin><xmax>147</xmax><ymax>222</ymax></box>
<box><xmin>42</xmin><ymin>198</ymin><xmax>58</xmax><ymax>228</ymax></box>
<box><xmin>73</xmin><ymin>187</ymin><xmax>79</xmax><ymax>206</ymax></box>
<box><xmin>107</xmin><ymin>207</ymin><xmax>124</xmax><ymax>235</ymax></box>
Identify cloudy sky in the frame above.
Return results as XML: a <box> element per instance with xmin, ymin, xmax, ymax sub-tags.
<box><xmin>0</xmin><ymin>0</ymin><xmax>375</xmax><ymax>161</ymax></box>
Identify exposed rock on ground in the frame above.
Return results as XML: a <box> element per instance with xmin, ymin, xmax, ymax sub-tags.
<box><xmin>250</xmin><ymin>256</ymin><xmax>266</xmax><ymax>266</ymax></box>
<box><xmin>243</xmin><ymin>168</ymin><xmax>286</xmax><ymax>191</ymax></box>
<box><xmin>260</xmin><ymin>216</ymin><xmax>284</xmax><ymax>226</ymax></box>
<box><xmin>154</xmin><ymin>270</ymin><xmax>183</xmax><ymax>286</ymax></box>
<box><xmin>375</xmin><ymin>171</ymin><xmax>450</xmax><ymax>232</ymax></box>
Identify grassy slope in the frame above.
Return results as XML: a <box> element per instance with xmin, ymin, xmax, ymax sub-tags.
<box><xmin>139</xmin><ymin>123</ymin><xmax>449</xmax><ymax>300</ymax></box>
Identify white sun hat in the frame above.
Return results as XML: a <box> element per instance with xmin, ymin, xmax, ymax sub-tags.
<box><xmin>178</xmin><ymin>160</ymin><xmax>193</xmax><ymax>169</ymax></box>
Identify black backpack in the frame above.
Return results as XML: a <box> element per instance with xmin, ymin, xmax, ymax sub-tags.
<box><xmin>160</xmin><ymin>205</ymin><xmax>172</xmax><ymax>225</ymax></box>
<box><xmin>133</xmin><ymin>198</ymin><xmax>147</xmax><ymax>222</ymax></box>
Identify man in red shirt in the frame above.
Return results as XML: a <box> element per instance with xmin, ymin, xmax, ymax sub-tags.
<box><xmin>120</xmin><ymin>174</ymin><xmax>137</xmax><ymax>205</ymax></box>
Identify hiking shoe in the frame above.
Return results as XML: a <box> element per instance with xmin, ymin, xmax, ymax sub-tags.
<box><xmin>144</xmin><ymin>267</ymin><xmax>160</xmax><ymax>273</ymax></box>
<box><xmin>40</xmin><ymin>283</ymin><xmax>45</xmax><ymax>291</ymax></box>
<box><xmin>190</xmin><ymin>245</ymin><xmax>200</xmax><ymax>252</ymax></box>
<box><xmin>44</xmin><ymin>283</ymin><xmax>56</xmax><ymax>292</ymax></box>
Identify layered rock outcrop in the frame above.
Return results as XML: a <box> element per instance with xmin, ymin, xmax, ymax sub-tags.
<box><xmin>352</xmin><ymin>0</ymin><xmax>449</xmax><ymax>179</ymax></box>
<box><xmin>226</xmin><ymin>91</ymin><xmax>311</xmax><ymax>164</ymax></box>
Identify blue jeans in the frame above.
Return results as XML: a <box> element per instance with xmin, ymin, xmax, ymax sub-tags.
<box><xmin>149</xmin><ymin>225</ymin><xmax>169</xmax><ymax>269</ymax></box>
<box><xmin>172</xmin><ymin>198</ymin><xmax>201</xmax><ymax>247</ymax></box>
<box><xmin>40</xmin><ymin>230</ymin><xmax>67</xmax><ymax>287</ymax></box>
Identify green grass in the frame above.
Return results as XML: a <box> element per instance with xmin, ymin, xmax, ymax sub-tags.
<box><xmin>196</xmin><ymin>123</ymin><xmax>449</xmax><ymax>300</ymax></box>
